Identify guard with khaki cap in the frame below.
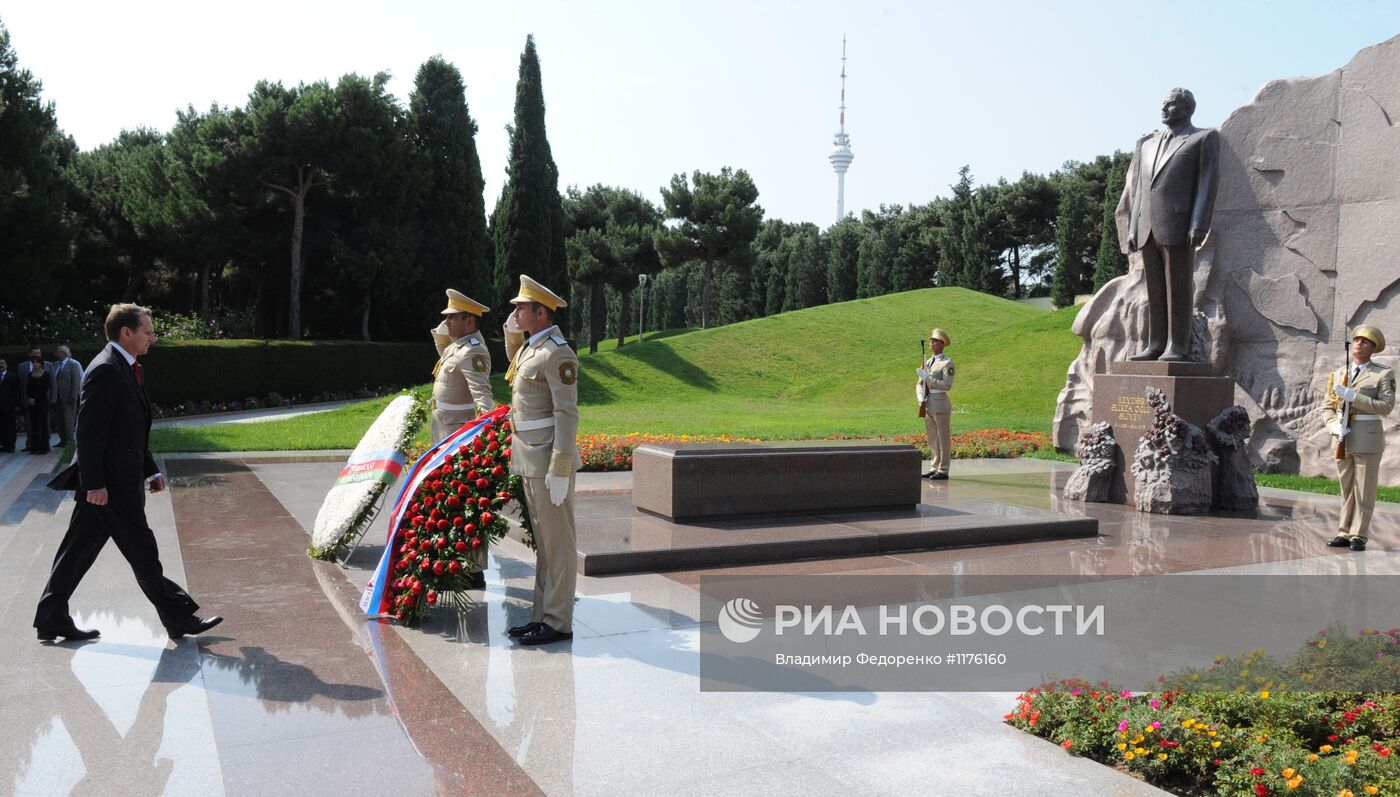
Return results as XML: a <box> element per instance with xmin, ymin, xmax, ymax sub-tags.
<box><xmin>916</xmin><ymin>327</ymin><xmax>955</xmax><ymax>480</ymax></box>
<box><xmin>502</xmin><ymin>275</ymin><xmax>582</xmax><ymax>646</ymax></box>
<box><xmin>1322</xmin><ymin>324</ymin><xmax>1395</xmax><ymax>551</ymax></box>
<box><xmin>430</xmin><ymin>289</ymin><xmax>495</xmax><ymax>443</ymax></box>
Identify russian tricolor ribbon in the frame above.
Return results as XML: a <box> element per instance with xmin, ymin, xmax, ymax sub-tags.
<box><xmin>361</xmin><ymin>405</ymin><xmax>509</xmax><ymax>615</ymax></box>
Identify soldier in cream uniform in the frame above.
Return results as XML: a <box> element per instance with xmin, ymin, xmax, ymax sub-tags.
<box><xmin>502</xmin><ymin>275</ymin><xmax>582</xmax><ymax>646</ymax></box>
<box><xmin>1322</xmin><ymin>325</ymin><xmax>1396</xmax><ymax>551</ymax></box>
<box><xmin>917</xmin><ymin>328</ymin><xmax>955</xmax><ymax>480</ymax></box>
<box><xmin>430</xmin><ymin>289</ymin><xmax>495</xmax><ymax>444</ymax></box>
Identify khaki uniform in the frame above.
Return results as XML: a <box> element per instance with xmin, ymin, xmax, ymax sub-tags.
<box><xmin>507</xmin><ymin>324</ymin><xmax>582</xmax><ymax>633</ymax></box>
<box><xmin>918</xmin><ymin>354</ymin><xmax>955</xmax><ymax>476</ymax></box>
<box><xmin>1322</xmin><ymin>361</ymin><xmax>1396</xmax><ymax>542</ymax></box>
<box><xmin>430</xmin><ymin>324</ymin><xmax>494</xmax><ymax>443</ymax></box>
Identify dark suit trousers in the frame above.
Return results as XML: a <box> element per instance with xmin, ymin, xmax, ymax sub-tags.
<box><xmin>0</xmin><ymin>405</ymin><xmax>14</xmax><ymax>450</ymax></box>
<box><xmin>1139</xmin><ymin>236</ymin><xmax>1195</xmax><ymax>353</ymax></box>
<box><xmin>34</xmin><ymin>490</ymin><xmax>199</xmax><ymax>630</ymax></box>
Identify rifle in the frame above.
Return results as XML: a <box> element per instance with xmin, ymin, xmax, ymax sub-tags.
<box><xmin>918</xmin><ymin>338</ymin><xmax>928</xmax><ymax>418</ymax></box>
<box><xmin>1336</xmin><ymin>335</ymin><xmax>1352</xmax><ymax>460</ymax></box>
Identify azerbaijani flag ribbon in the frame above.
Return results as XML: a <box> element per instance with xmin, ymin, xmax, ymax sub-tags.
<box><xmin>360</xmin><ymin>405</ymin><xmax>510</xmax><ymax>615</ymax></box>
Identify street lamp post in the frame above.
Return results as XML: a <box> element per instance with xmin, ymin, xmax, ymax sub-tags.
<box><xmin>638</xmin><ymin>273</ymin><xmax>649</xmax><ymax>344</ymax></box>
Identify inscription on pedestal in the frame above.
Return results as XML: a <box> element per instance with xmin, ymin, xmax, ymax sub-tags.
<box><xmin>1107</xmin><ymin>394</ymin><xmax>1152</xmax><ymax>433</ymax></box>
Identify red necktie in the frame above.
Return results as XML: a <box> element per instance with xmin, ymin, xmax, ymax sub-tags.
<box><xmin>133</xmin><ymin>361</ymin><xmax>144</xmax><ymax>386</ymax></box>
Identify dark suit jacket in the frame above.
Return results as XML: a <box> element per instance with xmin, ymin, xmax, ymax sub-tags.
<box><xmin>50</xmin><ymin>345</ymin><xmax>157</xmax><ymax>502</ymax></box>
<box><xmin>1123</xmin><ymin>125</ymin><xmax>1220</xmax><ymax>248</ymax></box>
<box><xmin>0</xmin><ymin>369</ymin><xmax>17</xmax><ymax>410</ymax></box>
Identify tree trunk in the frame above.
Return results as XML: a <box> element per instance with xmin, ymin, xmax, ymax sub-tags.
<box><xmin>1011</xmin><ymin>246</ymin><xmax>1022</xmax><ymax>299</ymax></box>
<box><xmin>198</xmin><ymin>261</ymin><xmax>213</xmax><ymax>318</ymax></box>
<box><xmin>288</xmin><ymin>179</ymin><xmax>307</xmax><ymax>339</ymax></box>
<box><xmin>616</xmin><ymin>288</ymin><xmax>630</xmax><ymax>348</ymax></box>
<box><xmin>361</xmin><ymin>291</ymin><xmax>372</xmax><ymax>342</ymax></box>
<box><xmin>588</xmin><ymin>282</ymin><xmax>603</xmax><ymax>354</ymax></box>
<box><xmin>700</xmin><ymin>260</ymin><xmax>713</xmax><ymax>329</ymax></box>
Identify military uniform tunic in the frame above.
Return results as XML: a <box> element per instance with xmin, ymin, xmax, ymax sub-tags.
<box><xmin>431</xmin><ymin>327</ymin><xmax>494</xmax><ymax>444</ymax></box>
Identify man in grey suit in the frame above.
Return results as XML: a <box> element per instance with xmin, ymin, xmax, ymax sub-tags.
<box><xmin>1119</xmin><ymin>88</ymin><xmax>1220</xmax><ymax>362</ymax></box>
<box><xmin>53</xmin><ymin>345</ymin><xmax>83</xmax><ymax>447</ymax></box>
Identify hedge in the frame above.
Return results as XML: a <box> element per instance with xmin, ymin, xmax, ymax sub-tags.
<box><xmin>0</xmin><ymin>339</ymin><xmax>485</xmax><ymax>405</ymax></box>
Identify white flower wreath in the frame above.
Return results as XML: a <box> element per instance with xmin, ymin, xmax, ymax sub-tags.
<box><xmin>308</xmin><ymin>394</ymin><xmax>425</xmax><ymax>559</ymax></box>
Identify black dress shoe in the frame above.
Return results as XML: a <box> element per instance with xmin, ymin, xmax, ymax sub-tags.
<box><xmin>464</xmin><ymin>571</ymin><xmax>486</xmax><ymax>590</ymax></box>
<box><xmin>1350</xmin><ymin>538</ymin><xmax>1368</xmax><ymax>552</ymax></box>
<box><xmin>929</xmin><ymin>472</ymin><xmax>949</xmax><ymax>481</ymax></box>
<box><xmin>519</xmin><ymin>624</ymin><xmax>572</xmax><ymax>646</ymax></box>
<box><xmin>1327</xmin><ymin>535</ymin><xmax>1353</xmax><ymax>548</ymax></box>
<box><xmin>37</xmin><ymin>625</ymin><xmax>100</xmax><ymax>642</ymax></box>
<box><xmin>508</xmin><ymin>621</ymin><xmax>543</xmax><ymax>638</ymax></box>
<box><xmin>167</xmin><ymin>615</ymin><xmax>223</xmax><ymax>640</ymax></box>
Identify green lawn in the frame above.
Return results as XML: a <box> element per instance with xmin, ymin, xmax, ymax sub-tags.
<box><xmin>152</xmin><ymin>288</ymin><xmax>1083</xmax><ymax>452</ymax></box>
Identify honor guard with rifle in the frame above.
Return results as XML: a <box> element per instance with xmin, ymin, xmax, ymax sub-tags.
<box><xmin>1322</xmin><ymin>325</ymin><xmax>1395</xmax><ymax>551</ymax></box>
<box><xmin>916</xmin><ymin>328</ymin><xmax>955</xmax><ymax>480</ymax></box>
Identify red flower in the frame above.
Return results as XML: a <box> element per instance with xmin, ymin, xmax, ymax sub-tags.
<box><xmin>435</xmin><ymin>537</ymin><xmax>448</xmax><ymax>549</ymax></box>
<box><xmin>1254</xmin><ymin>785</ymin><xmax>1267</xmax><ymax>796</ymax></box>
<box><xmin>449</xmin><ymin>561</ymin><xmax>462</xmax><ymax>574</ymax></box>
<box><xmin>1250</xmin><ymin>768</ymin><xmax>1264</xmax><ymax>776</ymax></box>
<box><xmin>477</xmin><ymin>497</ymin><xmax>489</xmax><ymax>508</ymax></box>
<box><xmin>476</xmin><ymin>478</ymin><xmax>490</xmax><ymax>489</ymax></box>
<box><xmin>426</xmin><ymin>591</ymin><xmax>438</xmax><ymax>605</ymax></box>
<box><xmin>437</xmin><ymin>519</ymin><xmax>449</xmax><ymax>531</ymax></box>
<box><xmin>492</xmin><ymin>466</ymin><xmax>505</xmax><ymax>476</ymax></box>
<box><xmin>433</xmin><ymin>561</ymin><xmax>446</xmax><ymax>575</ymax></box>
<box><xmin>471</xmin><ymin>537</ymin><xmax>482</xmax><ymax>548</ymax></box>
<box><xmin>1061</xmin><ymin>739</ymin><xmax>1072</xmax><ymax>750</ymax></box>
<box><xmin>480</xmin><ymin>512</ymin><xmax>494</xmax><ymax>525</ymax></box>
<box><xmin>454</xmin><ymin>541</ymin><xmax>467</xmax><ymax>552</ymax></box>
<box><xmin>464</xmin><ymin>523</ymin><xmax>477</xmax><ymax>535</ymax></box>
<box><xmin>452</xmin><ymin>516</ymin><xmax>465</xmax><ymax>527</ymax></box>
<box><xmin>411</xmin><ymin>582</ymin><xmax>423</xmax><ymax>595</ymax></box>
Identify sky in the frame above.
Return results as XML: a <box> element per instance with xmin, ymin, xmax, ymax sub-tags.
<box><xmin>3</xmin><ymin>1</ymin><xmax>1399</xmax><ymax>227</ymax></box>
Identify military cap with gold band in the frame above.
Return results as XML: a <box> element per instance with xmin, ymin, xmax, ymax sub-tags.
<box><xmin>928</xmin><ymin>328</ymin><xmax>951</xmax><ymax>346</ymax></box>
<box><xmin>441</xmin><ymin>289</ymin><xmax>489</xmax><ymax>316</ymax></box>
<box><xmin>509</xmin><ymin>274</ymin><xmax>568</xmax><ymax>310</ymax></box>
<box><xmin>1353</xmin><ymin>324</ymin><xmax>1386</xmax><ymax>353</ymax></box>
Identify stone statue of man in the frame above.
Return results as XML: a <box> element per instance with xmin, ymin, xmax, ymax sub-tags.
<box><xmin>1118</xmin><ymin>88</ymin><xmax>1220</xmax><ymax>362</ymax></box>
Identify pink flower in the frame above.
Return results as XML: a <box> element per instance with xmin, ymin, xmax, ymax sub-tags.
<box><xmin>1118</xmin><ymin>720</ymin><xmax>1129</xmax><ymax>732</ymax></box>
<box><xmin>1150</xmin><ymin>699</ymin><xmax>1161</xmax><ymax>709</ymax></box>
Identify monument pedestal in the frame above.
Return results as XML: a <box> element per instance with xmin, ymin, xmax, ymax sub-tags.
<box><xmin>1091</xmin><ymin>361</ymin><xmax>1235</xmax><ymax>504</ymax></box>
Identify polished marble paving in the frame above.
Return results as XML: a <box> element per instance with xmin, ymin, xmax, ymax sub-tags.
<box><xmin>5</xmin><ymin>451</ymin><xmax>1396</xmax><ymax>795</ymax></box>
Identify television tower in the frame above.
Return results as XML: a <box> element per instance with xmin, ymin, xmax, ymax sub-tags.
<box><xmin>828</xmin><ymin>36</ymin><xmax>854</xmax><ymax>223</ymax></box>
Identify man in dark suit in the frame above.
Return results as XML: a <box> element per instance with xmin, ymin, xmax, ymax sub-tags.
<box><xmin>1119</xmin><ymin>88</ymin><xmax>1220</xmax><ymax>362</ymax></box>
<box><xmin>34</xmin><ymin>304</ymin><xmax>222</xmax><ymax>642</ymax></box>
<box><xmin>0</xmin><ymin>358</ymin><xmax>16</xmax><ymax>452</ymax></box>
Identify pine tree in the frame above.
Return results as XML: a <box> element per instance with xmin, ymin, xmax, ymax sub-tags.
<box><xmin>0</xmin><ymin>22</ymin><xmax>76</xmax><ymax>314</ymax></box>
<box><xmin>409</xmin><ymin>57</ymin><xmax>491</xmax><ymax>309</ymax></box>
<box><xmin>1052</xmin><ymin>177</ymin><xmax>1097</xmax><ymax>307</ymax></box>
<box><xmin>493</xmin><ymin>36</ymin><xmax>568</xmax><ymax>321</ymax></box>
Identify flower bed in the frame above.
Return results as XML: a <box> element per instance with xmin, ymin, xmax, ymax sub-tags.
<box><xmin>573</xmin><ymin>430</ymin><xmax>1051</xmax><ymax>472</ymax></box>
<box><xmin>1007</xmin><ymin>627</ymin><xmax>1400</xmax><ymax>796</ymax></box>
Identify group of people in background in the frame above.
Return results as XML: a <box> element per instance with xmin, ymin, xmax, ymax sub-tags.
<box><xmin>0</xmin><ymin>344</ymin><xmax>83</xmax><ymax>455</ymax></box>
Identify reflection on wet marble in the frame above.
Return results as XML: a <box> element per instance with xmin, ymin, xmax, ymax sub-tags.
<box><xmin>11</xmin><ymin>454</ymin><xmax>1391</xmax><ymax>796</ymax></box>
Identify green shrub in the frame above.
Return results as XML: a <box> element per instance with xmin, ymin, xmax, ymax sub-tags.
<box><xmin>0</xmin><ymin>339</ymin><xmax>434</xmax><ymax>405</ymax></box>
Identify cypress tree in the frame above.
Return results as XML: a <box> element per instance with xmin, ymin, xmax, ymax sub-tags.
<box><xmin>493</xmin><ymin>36</ymin><xmax>568</xmax><ymax>320</ymax></box>
<box><xmin>1092</xmin><ymin>158</ymin><xmax>1130</xmax><ymax>291</ymax></box>
<box><xmin>409</xmin><ymin>56</ymin><xmax>491</xmax><ymax>310</ymax></box>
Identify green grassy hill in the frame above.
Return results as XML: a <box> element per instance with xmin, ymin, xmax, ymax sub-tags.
<box><xmin>151</xmin><ymin>288</ymin><xmax>1085</xmax><ymax>451</ymax></box>
<box><xmin>576</xmin><ymin>287</ymin><xmax>1081</xmax><ymax>436</ymax></box>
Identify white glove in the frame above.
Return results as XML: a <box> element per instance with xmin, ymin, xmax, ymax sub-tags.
<box><xmin>433</xmin><ymin>320</ymin><xmax>449</xmax><ymax>335</ymax></box>
<box><xmin>916</xmin><ymin>368</ymin><xmax>930</xmax><ymax>380</ymax></box>
<box><xmin>545</xmin><ymin>473</ymin><xmax>570</xmax><ymax>506</ymax></box>
<box><xmin>503</xmin><ymin>314</ymin><xmax>522</xmax><ymax>335</ymax></box>
<box><xmin>1330</xmin><ymin>422</ymin><xmax>1350</xmax><ymax>439</ymax></box>
<box><xmin>1334</xmin><ymin>385</ymin><xmax>1359</xmax><ymax>403</ymax></box>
